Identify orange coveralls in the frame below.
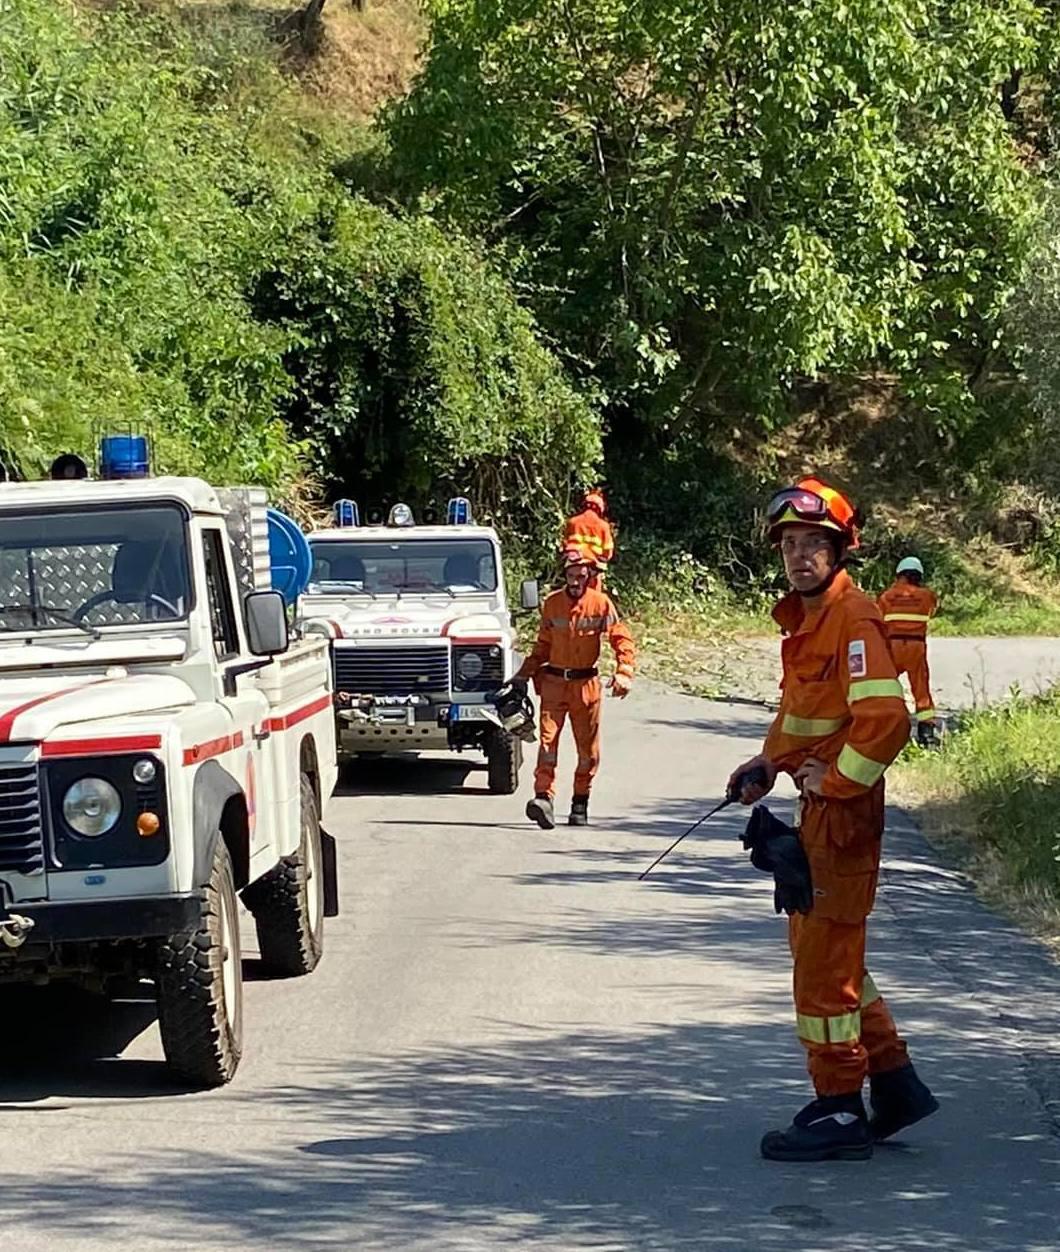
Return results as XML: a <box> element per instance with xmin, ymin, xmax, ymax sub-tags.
<box><xmin>517</xmin><ymin>586</ymin><xmax>635</xmax><ymax>797</ymax></box>
<box><xmin>562</xmin><ymin>508</ymin><xmax>615</xmax><ymax>568</ymax></box>
<box><xmin>763</xmin><ymin>570</ymin><xmax>912</xmax><ymax>1097</ymax></box>
<box><xmin>877</xmin><ymin>582</ymin><xmax>938</xmax><ymax>723</ymax></box>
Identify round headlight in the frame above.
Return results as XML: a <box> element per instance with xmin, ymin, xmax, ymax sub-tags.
<box><xmin>132</xmin><ymin>758</ymin><xmax>157</xmax><ymax>785</ymax></box>
<box><xmin>63</xmin><ymin>777</ymin><xmax>121</xmax><ymax>838</ymax></box>
<box><xmin>458</xmin><ymin>651</ymin><xmax>484</xmax><ymax>679</ymax></box>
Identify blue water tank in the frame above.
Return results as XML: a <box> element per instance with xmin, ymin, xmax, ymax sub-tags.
<box><xmin>100</xmin><ymin>435</ymin><xmax>150</xmax><ymax>480</ymax></box>
<box><xmin>267</xmin><ymin>508</ymin><xmax>313</xmax><ymax>605</ymax></box>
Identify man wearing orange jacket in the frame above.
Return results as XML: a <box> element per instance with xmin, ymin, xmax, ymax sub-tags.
<box><xmin>877</xmin><ymin>556</ymin><xmax>939</xmax><ymax>747</ymax></box>
<box><xmin>562</xmin><ymin>489</ymin><xmax>615</xmax><ymax>572</ymax></box>
<box><xmin>729</xmin><ymin>478</ymin><xmax>938</xmax><ymax>1162</ymax></box>
<box><xmin>514</xmin><ymin>546</ymin><xmax>635</xmax><ymax>829</ymax></box>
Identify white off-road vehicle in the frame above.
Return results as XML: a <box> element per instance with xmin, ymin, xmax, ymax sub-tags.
<box><xmin>300</xmin><ymin>499</ymin><xmax>536</xmax><ymax>793</ymax></box>
<box><xmin>0</xmin><ymin>438</ymin><xmax>338</xmax><ymax>1087</ymax></box>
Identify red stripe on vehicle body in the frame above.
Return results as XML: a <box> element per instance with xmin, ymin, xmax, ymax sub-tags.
<box><xmin>267</xmin><ymin>693</ymin><xmax>333</xmax><ymax>734</ymax></box>
<box><xmin>43</xmin><ymin>734</ymin><xmax>163</xmax><ymax>758</ymax></box>
<box><xmin>183</xmin><ymin>729</ymin><xmax>244</xmax><ymax>768</ymax></box>
<box><xmin>0</xmin><ymin>679</ymin><xmax>112</xmax><ymax>745</ymax></box>
<box><xmin>450</xmin><ymin>636</ymin><xmax>503</xmax><ymax>646</ymax></box>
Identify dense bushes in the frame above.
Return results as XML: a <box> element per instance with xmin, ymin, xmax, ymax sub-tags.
<box><xmin>0</xmin><ymin>0</ymin><xmax>599</xmax><ymax>540</ymax></box>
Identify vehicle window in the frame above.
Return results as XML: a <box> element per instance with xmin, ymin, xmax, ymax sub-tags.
<box><xmin>308</xmin><ymin>539</ymin><xmax>498</xmax><ymax>594</ymax></box>
<box><xmin>201</xmin><ymin>530</ymin><xmax>240</xmax><ymax>660</ymax></box>
<box><xmin>0</xmin><ymin>505</ymin><xmax>190</xmax><ymax>632</ymax></box>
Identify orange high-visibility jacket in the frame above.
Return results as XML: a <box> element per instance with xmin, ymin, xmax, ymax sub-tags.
<box><xmin>562</xmin><ymin>509</ymin><xmax>615</xmax><ymax>566</ymax></box>
<box><xmin>518</xmin><ymin>587</ymin><xmax>635</xmax><ymax>679</ymax></box>
<box><xmin>764</xmin><ymin>571</ymin><xmax>909</xmax><ymax>802</ymax></box>
<box><xmin>876</xmin><ymin>582</ymin><xmax>938</xmax><ymax>642</ymax></box>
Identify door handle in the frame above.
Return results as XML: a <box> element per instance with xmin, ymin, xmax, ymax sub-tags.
<box><xmin>253</xmin><ymin>727</ymin><xmax>271</xmax><ymax>744</ymax></box>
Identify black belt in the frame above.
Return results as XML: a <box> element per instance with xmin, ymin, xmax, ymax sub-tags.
<box><xmin>542</xmin><ymin>664</ymin><xmax>598</xmax><ymax>680</ymax></box>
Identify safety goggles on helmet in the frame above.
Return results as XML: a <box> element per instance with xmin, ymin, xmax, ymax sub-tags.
<box><xmin>766</xmin><ymin>478</ymin><xmax>861</xmax><ymax>549</ymax></box>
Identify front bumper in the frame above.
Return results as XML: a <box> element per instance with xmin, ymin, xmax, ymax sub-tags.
<box><xmin>6</xmin><ymin>894</ymin><xmax>203</xmax><ymax>944</ymax></box>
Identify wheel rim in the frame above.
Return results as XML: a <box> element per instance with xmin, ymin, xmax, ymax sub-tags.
<box><xmin>220</xmin><ymin>881</ymin><xmax>240</xmax><ymax>1025</ymax></box>
<box><xmin>306</xmin><ymin>818</ymin><xmax>324</xmax><ymax>938</ymax></box>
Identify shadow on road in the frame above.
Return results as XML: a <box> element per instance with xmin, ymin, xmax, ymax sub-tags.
<box><xmin>0</xmin><ymin>1010</ymin><xmax>1055</xmax><ymax>1250</ymax></box>
<box><xmin>335</xmin><ymin>756</ymin><xmax>488</xmax><ymax>798</ymax></box>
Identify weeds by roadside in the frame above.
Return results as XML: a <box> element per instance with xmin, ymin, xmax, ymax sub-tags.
<box><xmin>893</xmin><ymin>690</ymin><xmax>1060</xmax><ymax>953</ymax></box>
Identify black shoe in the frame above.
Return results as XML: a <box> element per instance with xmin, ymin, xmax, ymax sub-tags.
<box><xmin>761</xmin><ymin>1094</ymin><xmax>874</xmax><ymax>1162</ymax></box>
<box><xmin>869</xmin><ymin>1064</ymin><xmax>939</xmax><ymax>1141</ymax></box>
<box><xmin>526</xmin><ymin>794</ymin><xmax>555</xmax><ymax>830</ymax></box>
<box><xmin>568</xmin><ymin>796</ymin><xmax>589</xmax><ymax>827</ymax></box>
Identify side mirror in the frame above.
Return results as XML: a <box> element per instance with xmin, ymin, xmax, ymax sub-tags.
<box><xmin>245</xmin><ymin>590</ymin><xmax>289</xmax><ymax>657</ymax></box>
<box><xmin>520</xmin><ymin>579</ymin><xmax>541</xmax><ymax>611</ymax></box>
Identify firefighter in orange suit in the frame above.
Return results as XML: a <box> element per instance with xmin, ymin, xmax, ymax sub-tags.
<box><xmin>877</xmin><ymin>556</ymin><xmax>939</xmax><ymax>747</ymax></box>
<box><xmin>562</xmin><ymin>489</ymin><xmax>615</xmax><ymax>573</ymax></box>
<box><xmin>514</xmin><ymin>546</ymin><xmax>635</xmax><ymax>829</ymax></box>
<box><xmin>729</xmin><ymin>478</ymin><xmax>938</xmax><ymax>1162</ymax></box>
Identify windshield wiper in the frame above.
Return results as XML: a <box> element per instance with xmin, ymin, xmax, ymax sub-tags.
<box><xmin>312</xmin><ymin>582</ymin><xmax>377</xmax><ymax>600</ymax></box>
<box><xmin>0</xmin><ymin>604</ymin><xmax>101</xmax><ymax>639</ymax></box>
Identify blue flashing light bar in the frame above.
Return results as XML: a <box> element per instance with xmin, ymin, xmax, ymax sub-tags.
<box><xmin>334</xmin><ymin>498</ymin><xmax>360</xmax><ymax>528</ymax></box>
<box><xmin>447</xmin><ymin>496</ymin><xmax>473</xmax><ymax>525</ymax></box>
<box><xmin>100</xmin><ymin>435</ymin><xmax>150</xmax><ymax>480</ymax></box>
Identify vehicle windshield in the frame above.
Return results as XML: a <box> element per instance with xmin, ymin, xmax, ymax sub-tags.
<box><xmin>0</xmin><ymin>505</ymin><xmax>191</xmax><ymax>633</ymax></box>
<box><xmin>308</xmin><ymin>538</ymin><xmax>498</xmax><ymax>595</ymax></box>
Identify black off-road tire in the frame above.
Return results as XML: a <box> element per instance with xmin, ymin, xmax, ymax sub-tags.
<box><xmin>486</xmin><ymin>726</ymin><xmax>522</xmax><ymax>795</ymax></box>
<box><xmin>244</xmin><ymin>774</ymin><xmax>324</xmax><ymax>977</ymax></box>
<box><xmin>156</xmin><ymin>841</ymin><xmax>243</xmax><ymax>1088</ymax></box>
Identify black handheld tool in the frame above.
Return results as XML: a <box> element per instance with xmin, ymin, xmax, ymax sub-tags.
<box><xmin>638</xmin><ymin>764</ymin><xmax>770</xmax><ymax>881</ymax></box>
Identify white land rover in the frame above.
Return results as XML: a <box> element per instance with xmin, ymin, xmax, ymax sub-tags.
<box><xmin>300</xmin><ymin>499</ymin><xmax>535</xmax><ymax>793</ymax></box>
<box><xmin>0</xmin><ymin>438</ymin><xmax>338</xmax><ymax>1087</ymax></box>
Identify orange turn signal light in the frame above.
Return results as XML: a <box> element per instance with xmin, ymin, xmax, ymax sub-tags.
<box><xmin>137</xmin><ymin>812</ymin><xmax>161</xmax><ymax>838</ymax></box>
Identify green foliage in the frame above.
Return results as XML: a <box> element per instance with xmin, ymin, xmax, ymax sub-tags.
<box><xmin>261</xmin><ymin>198</ymin><xmax>601</xmax><ymax>550</ymax></box>
<box><xmin>387</xmin><ymin>0</ymin><xmax>1043</xmax><ymax>445</ymax></box>
<box><xmin>901</xmin><ymin>686</ymin><xmax>1060</xmax><ymax>898</ymax></box>
<box><xmin>0</xmin><ymin>0</ymin><xmax>320</xmax><ymax>491</ymax></box>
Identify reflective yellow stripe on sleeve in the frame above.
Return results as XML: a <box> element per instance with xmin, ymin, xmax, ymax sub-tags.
<box><xmin>781</xmin><ymin>714</ymin><xmax>847</xmax><ymax>737</ymax></box>
<box><xmin>836</xmin><ymin>744</ymin><xmax>887</xmax><ymax>787</ymax></box>
<box><xmin>916</xmin><ymin>709</ymin><xmax>937</xmax><ymax>722</ymax></box>
<box><xmin>848</xmin><ymin>679</ymin><xmax>905</xmax><ymax>702</ymax></box>
<box><xmin>884</xmin><ymin>613</ymin><xmax>932</xmax><ymax>623</ymax></box>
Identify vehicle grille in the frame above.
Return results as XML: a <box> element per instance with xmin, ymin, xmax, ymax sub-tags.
<box><xmin>0</xmin><ymin>762</ymin><xmax>44</xmax><ymax>877</ymax></box>
<box><xmin>333</xmin><ymin>645</ymin><xmax>451</xmax><ymax>697</ymax></box>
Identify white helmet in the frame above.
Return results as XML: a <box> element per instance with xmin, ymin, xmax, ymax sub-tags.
<box><xmin>896</xmin><ymin>556</ymin><xmax>924</xmax><ymax>577</ymax></box>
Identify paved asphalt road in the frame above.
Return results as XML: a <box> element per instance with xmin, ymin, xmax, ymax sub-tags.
<box><xmin>1</xmin><ymin>640</ymin><xmax>1060</xmax><ymax>1251</ymax></box>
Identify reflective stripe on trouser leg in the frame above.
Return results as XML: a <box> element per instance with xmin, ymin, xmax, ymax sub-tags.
<box><xmin>570</xmin><ymin>690</ymin><xmax>602</xmax><ymax>795</ymax></box>
<box><xmin>534</xmin><ymin>704</ymin><xmax>567</xmax><ymax>797</ymax></box>
<box><xmin>790</xmin><ymin>911</ymin><xmax>870</xmax><ymax>1096</ymax></box>
<box><xmin>859</xmin><ymin>973</ymin><xmax>911</xmax><ymax>1076</ymax></box>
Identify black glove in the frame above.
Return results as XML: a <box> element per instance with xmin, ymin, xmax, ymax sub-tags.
<box><xmin>741</xmin><ymin>804</ymin><xmax>814</xmax><ymax>916</ymax></box>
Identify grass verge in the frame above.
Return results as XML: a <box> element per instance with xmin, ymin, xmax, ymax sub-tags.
<box><xmin>892</xmin><ymin>690</ymin><xmax>1060</xmax><ymax>953</ymax></box>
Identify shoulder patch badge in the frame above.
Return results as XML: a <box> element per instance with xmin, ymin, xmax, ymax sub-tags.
<box><xmin>848</xmin><ymin>639</ymin><xmax>867</xmax><ymax>678</ymax></box>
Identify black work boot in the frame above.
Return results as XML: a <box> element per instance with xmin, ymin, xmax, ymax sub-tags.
<box><xmin>916</xmin><ymin>720</ymin><xmax>939</xmax><ymax>749</ymax></box>
<box><xmin>526</xmin><ymin>794</ymin><xmax>555</xmax><ymax>830</ymax></box>
<box><xmin>761</xmin><ymin>1093</ymin><xmax>873</xmax><ymax>1162</ymax></box>
<box><xmin>569</xmin><ymin>796</ymin><xmax>589</xmax><ymax>827</ymax></box>
<box><xmin>869</xmin><ymin>1064</ymin><xmax>940</xmax><ymax>1142</ymax></box>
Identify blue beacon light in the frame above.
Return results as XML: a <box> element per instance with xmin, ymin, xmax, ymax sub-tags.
<box><xmin>447</xmin><ymin>496</ymin><xmax>473</xmax><ymax>525</ymax></box>
<box><xmin>334</xmin><ymin>499</ymin><xmax>360</xmax><ymax>528</ymax></box>
<box><xmin>100</xmin><ymin>435</ymin><xmax>150</xmax><ymax>480</ymax></box>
